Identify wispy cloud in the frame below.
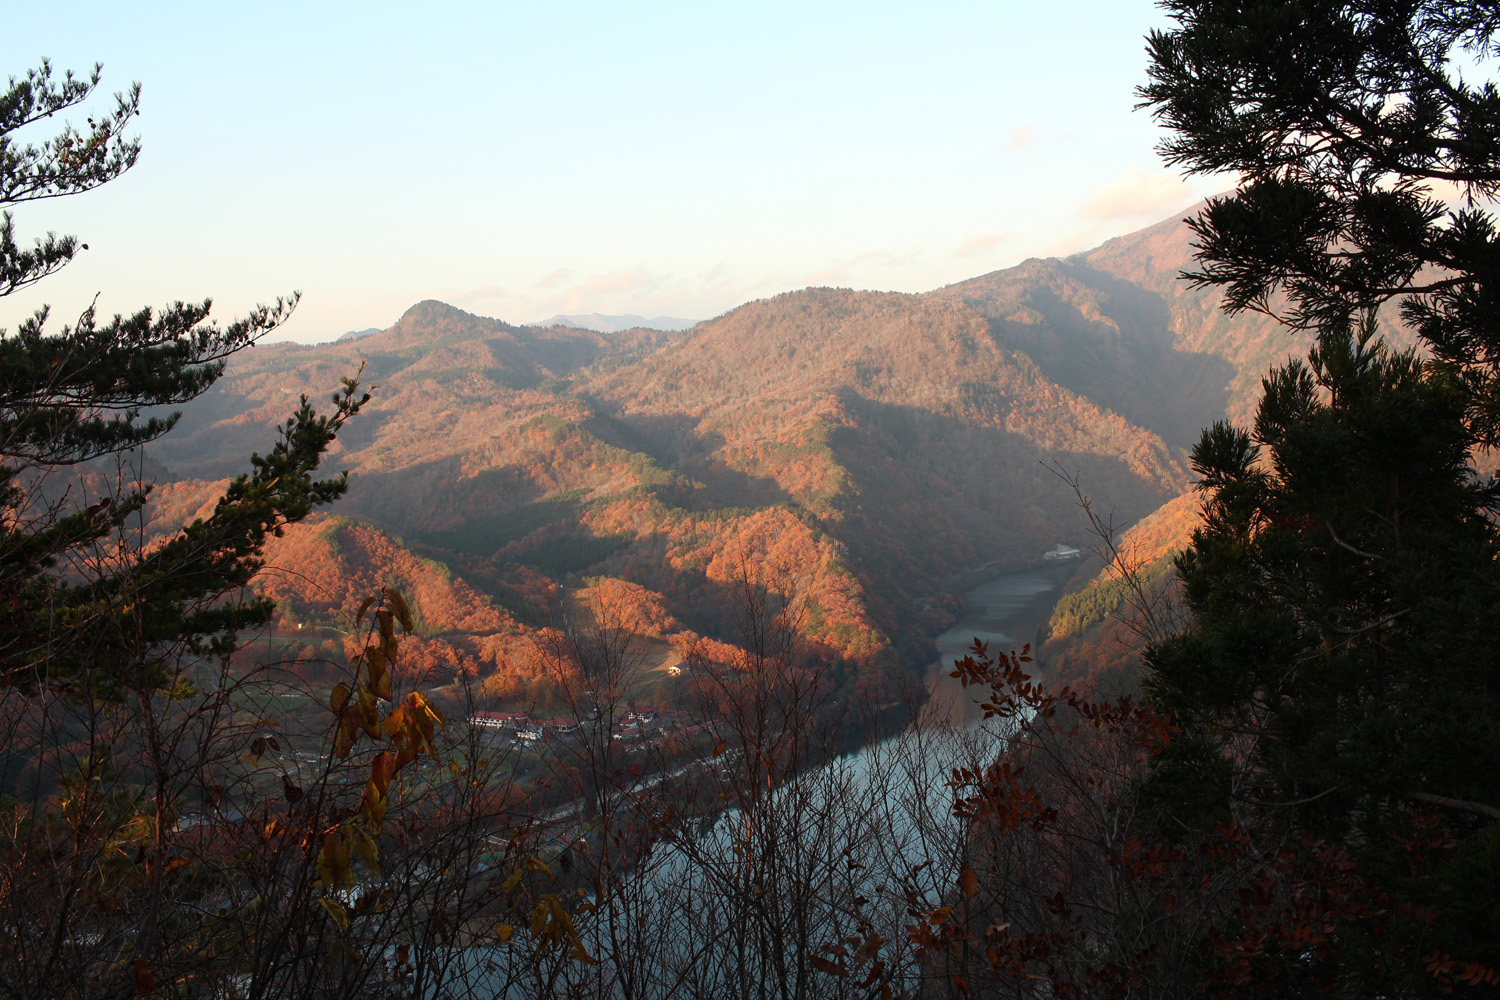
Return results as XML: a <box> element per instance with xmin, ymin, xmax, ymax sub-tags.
<box><xmin>851</xmin><ymin>249</ymin><xmax>918</xmax><ymax>268</ymax></box>
<box><xmin>805</xmin><ymin>264</ymin><xmax>852</xmax><ymax>286</ymax></box>
<box><xmin>1039</xmin><ymin>226</ymin><xmax>1099</xmax><ymax>258</ymax></box>
<box><xmin>580</xmin><ymin>267</ymin><xmax>658</xmax><ymax>296</ymax></box>
<box><xmin>799</xmin><ymin>248</ymin><xmax>920</xmax><ymax>288</ymax></box>
<box><xmin>953</xmin><ymin>232</ymin><xmax>1013</xmax><ymax>258</ymax></box>
<box><xmin>1000</xmin><ymin>123</ymin><xmax>1040</xmax><ymax>149</ymax></box>
<box><xmin>528</xmin><ymin>266</ymin><xmax>672</xmax><ymax>315</ymax></box>
<box><xmin>698</xmin><ymin>260</ymin><xmax>737</xmax><ymax>296</ymax></box>
<box><xmin>448</xmin><ymin>283</ymin><xmax>507</xmax><ymax>306</ymax></box>
<box><xmin>1077</xmin><ymin>169</ymin><xmax>1201</xmax><ymax>222</ymax></box>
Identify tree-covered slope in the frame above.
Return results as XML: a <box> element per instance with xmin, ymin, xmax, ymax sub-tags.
<box><xmin>933</xmin><ymin>208</ymin><xmax>1421</xmax><ymax>448</ymax></box>
<box><xmin>148</xmin><ymin>212</ymin><xmax>1296</xmax><ymax>702</ymax></box>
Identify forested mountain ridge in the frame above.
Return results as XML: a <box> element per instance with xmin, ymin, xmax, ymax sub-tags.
<box><xmin>15</xmin><ymin>8</ymin><xmax>1492</xmax><ymax>992</ymax></box>
<box><xmin>146</xmin><ymin>207</ymin><xmax>1320</xmax><ymax>701</ymax></box>
<box><xmin>933</xmin><ymin>206</ymin><xmax>1421</xmax><ymax>447</ymax></box>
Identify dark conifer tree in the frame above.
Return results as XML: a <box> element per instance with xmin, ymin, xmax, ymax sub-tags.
<box><xmin>1146</xmin><ymin>325</ymin><xmax>1500</xmax><ymax>990</ymax></box>
<box><xmin>1141</xmin><ymin>0</ymin><xmax>1500</xmax><ymax>442</ymax></box>
<box><xmin>1139</xmin><ymin>2</ymin><xmax>1500</xmax><ymax>990</ymax></box>
<box><xmin>0</xmin><ymin>62</ymin><xmax>366</xmax><ymax>693</ymax></box>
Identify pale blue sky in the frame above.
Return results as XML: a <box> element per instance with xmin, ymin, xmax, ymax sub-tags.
<box><xmin>2</xmin><ymin>1</ymin><xmax>1225</xmax><ymax>342</ymax></box>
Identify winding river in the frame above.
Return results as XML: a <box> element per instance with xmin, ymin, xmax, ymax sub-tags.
<box><xmin>923</xmin><ymin>561</ymin><xmax>1082</xmax><ymax>725</ymax></box>
<box><xmin>447</xmin><ymin>560</ymin><xmax>1090</xmax><ymax>996</ymax></box>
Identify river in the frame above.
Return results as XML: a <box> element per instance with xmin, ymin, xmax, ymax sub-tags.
<box><xmin>442</xmin><ymin>560</ymin><xmax>1088</xmax><ymax>997</ymax></box>
<box><xmin>923</xmin><ymin>560</ymin><xmax>1082</xmax><ymax>725</ymax></box>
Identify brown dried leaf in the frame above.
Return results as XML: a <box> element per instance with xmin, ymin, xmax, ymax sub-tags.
<box><xmin>384</xmin><ymin>586</ymin><xmax>416</xmax><ymax>634</ymax></box>
<box><xmin>355</xmin><ymin>595</ymin><xmax>378</xmax><ymax>624</ymax></box>
<box><xmin>808</xmin><ymin>956</ymin><xmax>847</xmax><ymax>977</ymax></box>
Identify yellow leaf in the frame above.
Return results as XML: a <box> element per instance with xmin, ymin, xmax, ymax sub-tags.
<box><xmin>383</xmin><ymin>705</ymin><xmax>405</xmax><ymax>737</ymax></box>
<box><xmin>319</xmin><ymin>897</ymin><xmax>350</xmax><ymax>932</ymax></box>
<box><xmin>316</xmin><ymin>828</ymin><xmax>354</xmax><ymax>889</ymax></box>
<box><xmin>334</xmin><ymin>719</ymin><xmax>356</xmax><ymax>759</ymax></box>
<box><xmin>410</xmin><ymin>691</ymin><xmax>446</xmax><ymax>728</ymax></box>
<box><xmin>361</xmin><ymin>789</ymin><xmax>388</xmax><ymax>830</ymax></box>
<box><xmin>404</xmin><ymin>721</ymin><xmax>431</xmax><ymax>759</ymax></box>
<box><xmin>366</xmin><ymin>644</ymin><xmax>386</xmax><ymax>685</ymax></box>
<box><xmin>548</xmin><ymin>895</ymin><xmax>570</xmax><ymax>926</ymax></box>
<box><xmin>358</xmin><ymin>689</ymin><xmax>382</xmax><ymax>738</ymax></box>
<box><xmin>330</xmin><ymin>682</ymin><xmax>350</xmax><ymax>714</ymax></box>
<box><xmin>370</xmin><ymin>750</ymin><xmax>398</xmax><ymax>796</ymax></box>
<box><xmin>530</xmin><ymin>901</ymin><xmax>548</xmax><ymax>937</ymax></box>
<box><xmin>355</xmin><ymin>595</ymin><xmax>378</xmax><ymax>624</ymax></box>
<box><xmin>497</xmin><ymin>923</ymin><xmax>514</xmax><ymax>942</ymax></box>
<box><xmin>349</xmin><ymin>822</ymin><xmax>381</xmax><ymax>878</ymax></box>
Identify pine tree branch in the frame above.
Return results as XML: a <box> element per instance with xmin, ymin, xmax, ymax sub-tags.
<box><xmin>1401</xmin><ymin>790</ymin><xmax>1500</xmax><ymax>821</ymax></box>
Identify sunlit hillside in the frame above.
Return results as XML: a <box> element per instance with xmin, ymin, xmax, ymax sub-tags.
<box><xmin>148</xmin><ymin>206</ymin><xmax>1336</xmax><ymax>704</ymax></box>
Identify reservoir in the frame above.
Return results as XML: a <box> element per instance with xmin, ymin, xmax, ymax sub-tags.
<box><xmin>924</xmin><ymin>561</ymin><xmax>1082</xmax><ymax>724</ymax></box>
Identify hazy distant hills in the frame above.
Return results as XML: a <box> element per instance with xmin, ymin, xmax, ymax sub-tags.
<box><xmin>334</xmin><ymin>327</ymin><xmax>382</xmax><ymax>343</ymax></box>
<box><xmin>151</xmin><ymin>207</ymin><xmax>1349</xmax><ymax>699</ymax></box>
<box><xmin>534</xmin><ymin>312</ymin><xmax>699</xmax><ymax>333</ymax></box>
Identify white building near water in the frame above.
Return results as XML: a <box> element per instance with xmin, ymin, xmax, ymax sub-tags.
<box><xmin>468</xmin><ymin>711</ymin><xmax>529</xmax><ymax>730</ymax></box>
<box><xmin>1044</xmin><ymin>543</ymin><xmax>1082</xmax><ymax>560</ymax></box>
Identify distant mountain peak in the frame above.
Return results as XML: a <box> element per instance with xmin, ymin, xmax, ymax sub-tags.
<box><xmin>378</xmin><ymin>300</ymin><xmax>537</xmax><ymax>347</ymax></box>
<box><xmin>397</xmin><ymin>299</ymin><xmax>484</xmax><ymax>327</ymax></box>
<box><xmin>335</xmin><ymin>327</ymin><xmax>383</xmax><ymax>343</ymax></box>
<box><xmin>532</xmin><ymin>313</ymin><xmax>697</xmax><ymax>333</ymax></box>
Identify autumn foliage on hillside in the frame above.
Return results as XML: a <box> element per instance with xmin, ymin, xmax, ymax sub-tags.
<box><xmin>149</xmin><ymin>279</ymin><xmax>1200</xmax><ymax>699</ymax></box>
<box><xmin>1038</xmin><ymin>491</ymin><xmax>1201</xmax><ymax>689</ymax></box>
<box><xmin>144</xmin><ymin>212</ymin><xmax>1305</xmax><ymax>707</ymax></box>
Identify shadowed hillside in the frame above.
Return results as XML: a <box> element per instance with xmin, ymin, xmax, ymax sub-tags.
<box><xmin>933</xmin><ymin>205</ymin><xmax>1421</xmax><ymax>446</ymax></box>
<box><xmin>144</xmin><ymin>208</ymin><xmax>1333</xmax><ymax>705</ymax></box>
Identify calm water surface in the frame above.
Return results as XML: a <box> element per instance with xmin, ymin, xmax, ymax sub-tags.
<box><xmin>925</xmin><ymin>561</ymin><xmax>1081</xmax><ymax>724</ymax></box>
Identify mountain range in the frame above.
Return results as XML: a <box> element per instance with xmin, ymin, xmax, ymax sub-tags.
<box><xmin>533</xmin><ymin>313</ymin><xmax>700</xmax><ymax>333</ymax></box>
<box><xmin>149</xmin><ymin>206</ymin><xmax>1416</xmax><ymax>705</ymax></box>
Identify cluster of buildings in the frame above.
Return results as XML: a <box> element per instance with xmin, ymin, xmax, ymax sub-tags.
<box><xmin>467</xmin><ymin>708</ymin><xmax>682</xmax><ymax>745</ymax></box>
<box><xmin>468</xmin><ymin>711</ymin><xmax>580</xmax><ymax>742</ymax></box>
<box><xmin>611</xmin><ymin>709</ymin><xmax>662</xmax><ymax>741</ymax></box>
